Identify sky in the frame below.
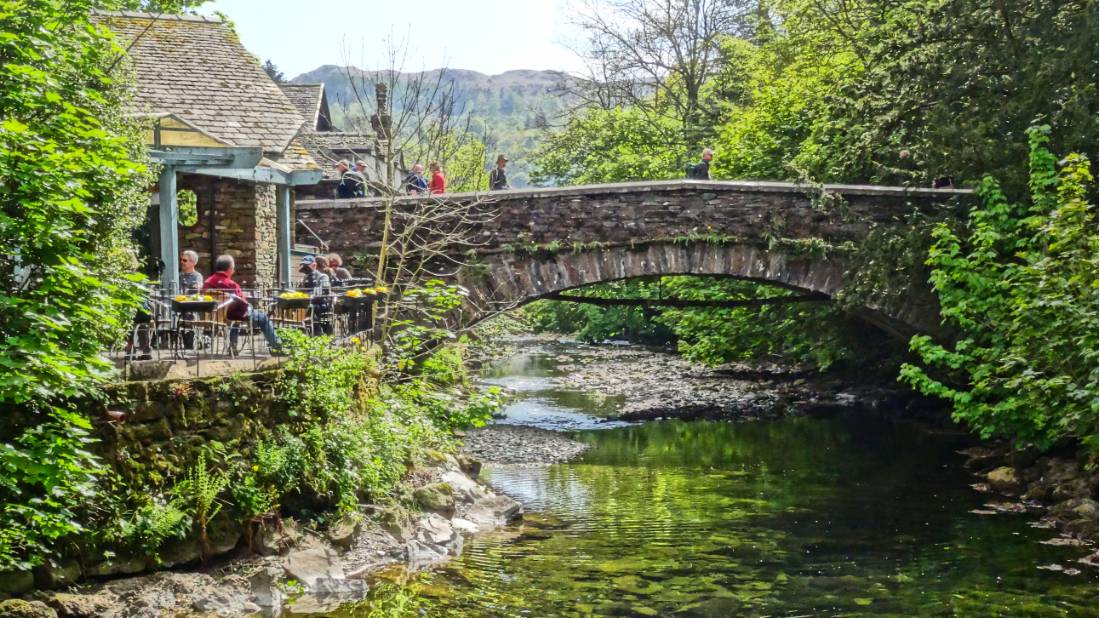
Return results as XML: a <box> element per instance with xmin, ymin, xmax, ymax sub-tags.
<box><xmin>198</xmin><ymin>0</ymin><xmax>589</xmax><ymax>79</ymax></box>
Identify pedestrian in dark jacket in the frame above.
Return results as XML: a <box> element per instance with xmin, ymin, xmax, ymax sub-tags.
<box><xmin>489</xmin><ymin>154</ymin><xmax>511</xmax><ymax>190</ymax></box>
<box><xmin>403</xmin><ymin>163</ymin><xmax>428</xmax><ymax>195</ymax></box>
<box><xmin>335</xmin><ymin>160</ymin><xmax>357</xmax><ymax>199</ymax></box>
<box><xmin>686</xmin><ymin>148</ymin><xmax>714</xmax><ymax>180</ymax></box>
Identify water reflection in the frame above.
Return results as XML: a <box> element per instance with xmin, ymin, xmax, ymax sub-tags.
<box><xmin>338</xmin><ymin>343</ymin><xmax>1097</xmax><ymax>617</ymax></box>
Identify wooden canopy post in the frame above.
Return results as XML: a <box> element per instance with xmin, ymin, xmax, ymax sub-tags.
<box><xmin>276</xmin><ymin>185</ymin><xmax>292</xmax><ymax>288</ymax></box>
<box><xmin>158</xmin><ymin>165</ymin><xmax>179</xmax><ymax>291</ymax></box>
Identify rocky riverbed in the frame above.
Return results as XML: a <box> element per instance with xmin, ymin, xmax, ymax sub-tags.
<box><xmin>511</xmin><ymin>338</ymin><xmax>928</xmax><ymax>421</ymax></box>
<box><xmin>3</xmin><ymin>453</ymin><xmax>521</xmax><ymax>618</ymax></box>
<box><xmin>460</xmin><ymin>425</ymin><xmax>591</xmax><ymax>465</ymax></box>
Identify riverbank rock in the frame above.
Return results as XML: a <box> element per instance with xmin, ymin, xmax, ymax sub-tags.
<box><xmin>253</xmin><ymin>519</ymin><xmax>300</xmax><ymax>556</ymax></box>
<box><xmin>33</xmin><ymin>592</ymin><xmax>113</xmax><ymax>618</ymax></box>
<box><xmin>465</xmin><ymin>494</ymin><xmax>523</xmax><ymax>530</ymax></box>
<box><xmin>0</xmin><ymin>600</ymin><xmax>56</xmax><ymax>618</ymax></box>
<box><xmin>986</xmin><ymin>467</ymin><xmax>1022</xmax><ymax>493</ymax></box>
<box><xmin>413</xmin><ymin>483</ymin><xmax>457</xmax><ymax>517</ymax></box>
<box><xmin>283</xmin><ymin>543</ymin><xmax>344</xmax><ymax>588</ymax></box>
<box><xmin>326</xmin><ymin>514</ymin><xmax>362</xmax><ymax>549</ymax></box>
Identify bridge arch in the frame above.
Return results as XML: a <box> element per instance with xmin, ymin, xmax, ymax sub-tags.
<box><xmin>457</xmin><ymin>241</ymin><xmax>937</xmax><ymax>339</ymax></box>
<box><xmin>295</xmin><ymin>180</ymin><xmax>968</xmax><ymax>339</ymax></box>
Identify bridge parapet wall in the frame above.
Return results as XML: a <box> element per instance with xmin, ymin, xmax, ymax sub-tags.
<box><xmin>296</xmin><ymin>180</ymin><xmax>970</xmax><ymax>258</ymax></box>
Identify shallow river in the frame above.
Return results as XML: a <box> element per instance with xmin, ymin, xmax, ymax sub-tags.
<box><xmin>343</xmin><ymin>342</ymin><xmax>1097</xmax><ymax>616</ymax></box>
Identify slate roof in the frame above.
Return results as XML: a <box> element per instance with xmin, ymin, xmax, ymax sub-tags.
<box><xmin>98</xmin><ymin>12</ymin><xmax>306</xmax><ymax>154</ymax></box>
<box><xmin>279</xmin><ymin>84</ymin><xmax>334</xmax><ymax>132</ymax></box>
<box><xmin>298</xmin><ymin>132</ymin><xmax>385</xmax><ymax>182</ymax></box>
<box><xmin>269</xmin><ymin>138</ymin><xmax>322</xmax><ymax>173</ymax></box>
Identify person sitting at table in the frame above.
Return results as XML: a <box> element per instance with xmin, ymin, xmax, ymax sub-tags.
<box><xmin>314</xmin><ymin>254</ymin><xmax>337</xmax><ymax>280</ymax></box>
<box><xmin>178</xmin><ymin>249</ymin><xmax>204</xmax><ymax>350</ymax></box>
<box><xmin>203</xmin><ymin>254</ymin><xmax>281</xmax><ymax>353</ymax></box>
<box><xmin>298</xmin><ymin>255</ymin><xmax>333</xmax><ymax>335</ymax></box>
<box><xmin>179</xmin><ymin>249</ymin><xmax>203</xmax><ymax>293</ymax></box>
<box><xmin>327</xmin><ymin>253</ymin><xmax>352</xmax><ymax>282</ymax></box>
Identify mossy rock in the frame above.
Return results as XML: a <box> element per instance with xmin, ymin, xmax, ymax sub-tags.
<box><xmin>0</xmin><ymin>600</ymin><xmax>57</xmax><ymax>618</ymax></box>
<box><xmin>413</xmin><ymin>483</ymin><xmax>455</xmax><ymax>517</ymax></box>
<box><xmin>985</xmin><ymin>466</ymin><xmax>1021</xmax><ymax>492</ymax></box>
<box><xmin>32</xmin><ymin>560</ymin><xmax>80</xmax><ymax>590</ymax></box>
<box><xmin>0</xmin><ymin>570</ymin><xmax>34</xmax><ymax>595</ymax></box>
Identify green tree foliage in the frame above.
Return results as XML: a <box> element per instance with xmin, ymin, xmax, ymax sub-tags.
<box><xmin>262</xmin><ymin>59</ymin><xmax>284</xmax><ymax>83</ymax></box>
<box><xmin>0</xmin><ymin>0</ymin><xmax>151</xmax><ymax>570</ymax></box>
<box><xmin>900</xmin><ymin>128</ymin><xmax>1098</xmax><ymax>452</ymax></box>
<box><xmin>531</xmin><ymin>107</ymin><xmax>683</xmax><ymax>185</ymax></box>
<box><xmin>712</xmin><ymin>0</ymin><xmax>1098</xmax><ymax>195</ymax></box>
<box><xmin>523</xmin><ymin>277</ymin><xmax>886</xmax><ymax>370</ymax></box>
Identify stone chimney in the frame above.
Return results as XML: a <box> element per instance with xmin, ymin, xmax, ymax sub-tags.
<box><xmin>370</xmin><ymin>83</ymin><xmax>392</xmax><ymax>142</ymax></box>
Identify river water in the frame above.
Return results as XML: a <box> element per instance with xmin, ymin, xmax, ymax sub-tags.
<box><xmin>343</xmin><ymin>342</ymin><xmax>1098</xmax><ymax>616</ymax></box>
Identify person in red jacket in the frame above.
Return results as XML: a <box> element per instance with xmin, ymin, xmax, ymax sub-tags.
<box><xmin>202</xmin><ymin>254</ymin><xmax>281</xmax><ymax>353</ymax></box>
<box><xmin>428</xmin><ymin>161</ymin><xmax>446</xmax><ymax>195</ymax></box>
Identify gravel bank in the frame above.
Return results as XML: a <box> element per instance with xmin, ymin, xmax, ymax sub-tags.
<box><xmin>549</xmin><ymin>344</ymin><xmax>918</xmax><ymax>421</ymax></box>
<box><xmin>460</xmin><ymin>425</ymin><xmax>591</xmax><ymax>465</ymax></box>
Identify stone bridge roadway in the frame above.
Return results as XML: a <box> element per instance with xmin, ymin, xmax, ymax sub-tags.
<box><xmin>296</xmin><ymin>180</ymin><xmax>972</xmax><ymax>338</ymax></box>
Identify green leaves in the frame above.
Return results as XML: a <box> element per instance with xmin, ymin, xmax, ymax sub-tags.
<box><xmin>901</xmin><ymin>127</ymin><xmax>1098</xmax><ymax>452</ymax></box>
<box><xmin>0</xmin><ymin>0</ymin><xmax>151</xmax><ymax>569</ymax></box>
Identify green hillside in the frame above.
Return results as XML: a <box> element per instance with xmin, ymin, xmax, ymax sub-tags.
<box><xmin>291</xmin><ymin>65</ymin><xmax>576</xmax><ymax>187</ymax></box>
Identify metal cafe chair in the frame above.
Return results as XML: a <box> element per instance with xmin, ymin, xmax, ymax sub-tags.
<box><xmin>308</xmin><ymin>292</ymin><xmax>337</xmax><ymax>337</ymax></box>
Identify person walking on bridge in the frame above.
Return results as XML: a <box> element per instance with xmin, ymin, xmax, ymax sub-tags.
<box><xmin>489</xmin><ymin>154</ymin><xmax>511</xmax><ymax>190</ymax></box>
<box><xmin>686</xmin><ymin>148</ymin><xmax>714</xmax><ymax>180</ymax></box>
<box><xmin>428</xmin><ymin>161</ymin><xmax>446</xmax><ymax>195</ymax></box>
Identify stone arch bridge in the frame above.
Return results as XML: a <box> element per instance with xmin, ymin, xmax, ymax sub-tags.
<box><xmin>296</xmin><ymin>180</ymin><xmax>971</xmax><ymax>338</ymax></box>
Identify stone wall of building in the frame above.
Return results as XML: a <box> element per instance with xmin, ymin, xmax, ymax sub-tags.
<box><xmin>176</xmin><ymin>174</ymin><xmax>278</xmax><ymax>288</ymax></box>
<box><xmin>253</xmin><ymin>183</ymin><xmax>277</xmax><ymax>288</ymax></box>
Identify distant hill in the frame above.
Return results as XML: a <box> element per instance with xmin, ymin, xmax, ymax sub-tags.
<box><xmin>291</xmin><ymin>66</ymin><xmax>578</xmax><ymax>187</ymax></box>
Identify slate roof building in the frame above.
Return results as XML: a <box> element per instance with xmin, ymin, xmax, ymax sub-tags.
<box><xmin>277</xmin><ymin>83</ymin><xmax>395</xmax><ymax>199</ymax></box>
<box><xmin>279</xmin><ymin>83</ymin><xmax>334</xmax><ymax>132</ymax></box>
<box><xmin>97</xmin><ymin>12</ymin><xmax>322</xmax><ymax>288</ymax></box>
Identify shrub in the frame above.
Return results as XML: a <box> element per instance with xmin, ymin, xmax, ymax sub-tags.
<box><xmin>901</xmin><ymin>127</ymin><xmax>1098</xmax><ymax>452</ymax></box>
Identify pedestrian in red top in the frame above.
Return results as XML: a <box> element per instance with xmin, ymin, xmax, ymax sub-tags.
<box><xmin>428</xmin><ymin>161</ymin><xmax>446</xmax><ymax>195</ymax></box>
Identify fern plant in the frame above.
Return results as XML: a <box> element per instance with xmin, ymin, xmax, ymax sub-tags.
<box><xmin>177</xmin><ymin>452</ymin><xmax>228</xmax><ymax>559</ymax></box>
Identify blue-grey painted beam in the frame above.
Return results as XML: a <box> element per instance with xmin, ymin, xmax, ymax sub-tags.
<box><xmin>276</xmin><ymin>186</ymin><xmax>293</xmax><ymax>287</ymax></box>
<box><xmin>175</xmin><ymin>166</ymin><xmax>322</xmax><ymax>186</ymax></box>
<box><xmin>158</xmin><ymin>165</ymin><xmax>179</xmax><ymax>291</ymax></box>
<box><xmin>149</xmin><ymin>146</ymin><xmax>263</xmax><ymax>169</ymax></box>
